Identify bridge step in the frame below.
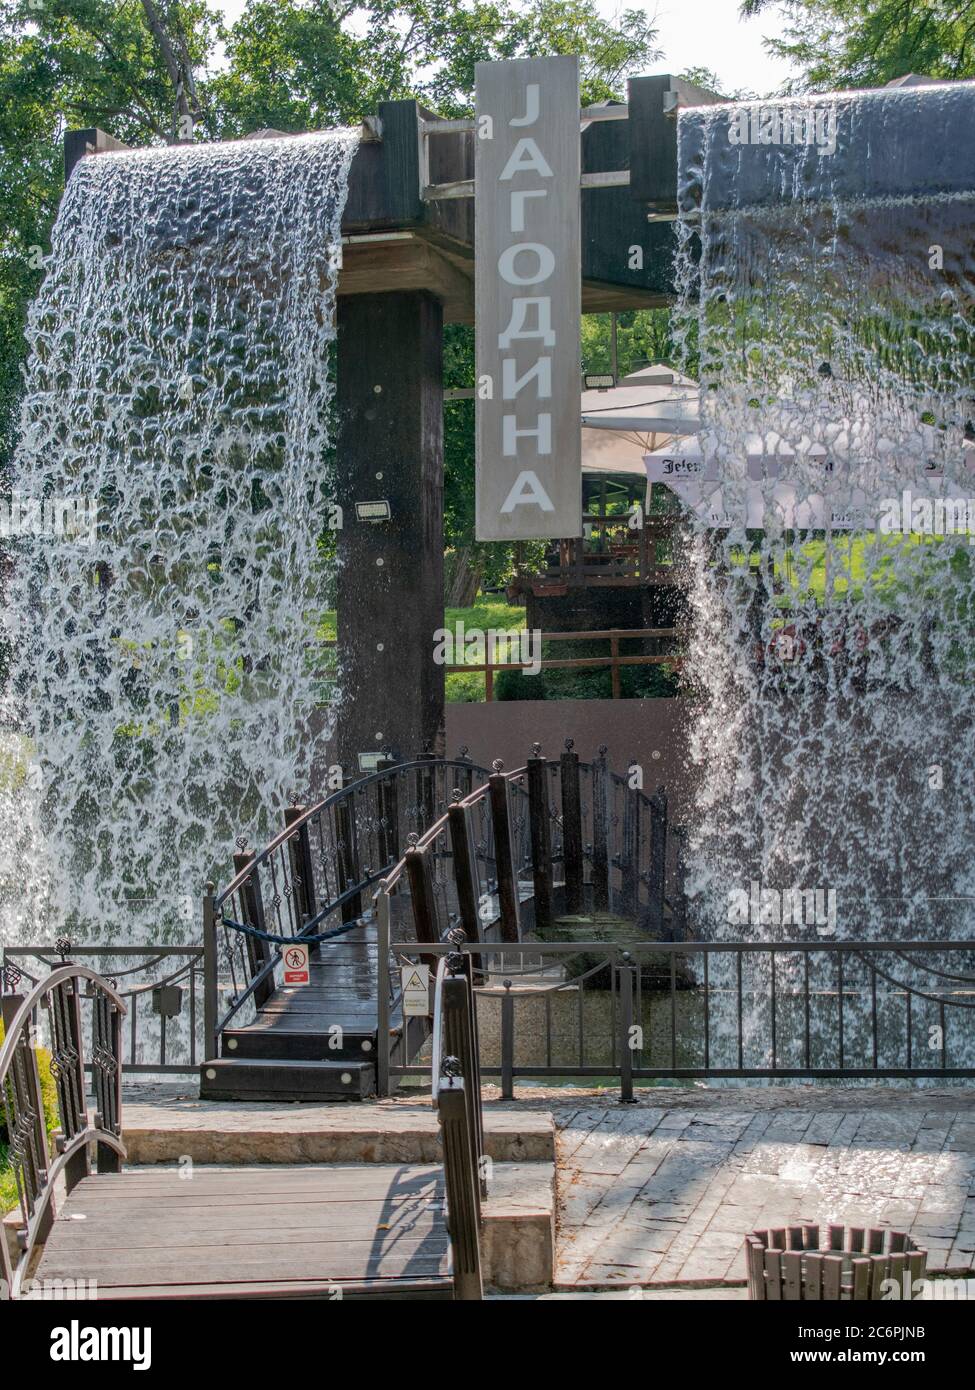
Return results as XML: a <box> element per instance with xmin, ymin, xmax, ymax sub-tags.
<box><xmin>221</xmin><ymin>1026</ymin><xmax>378</xmax><ymax>1063</ymax></box>
<box><xmin>200</xmin><ymin>1057</ymin><xmax>376</xmax><ymax>1102</ymax></box>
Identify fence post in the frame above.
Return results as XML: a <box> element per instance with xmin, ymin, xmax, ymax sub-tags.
<box><xmin>456</xmin><ymin>745</ymin><xmax>474</xmax><ymax>798</ymax></box>
<box><xmin>501</xmin><ymin>979</ymin><xmax>515</xmax><ymax>1100</ymax></box>
<box><xmin>233</xmin><ymin>849</ymin><xmax>275</xmax><ymax>1008</ymax></box>
<box><xmin>448</xmin><ymin>797</ymin><xmax>482</xmax><ymax>944</ymax></box>
<box><xmin>618</xmin><ymin>952</ymin><xmax>637</xmax><ymax>1103</ymax></box>
<box><xmin>672</xmin><ymin>824</ymin><xmax>689</xmax><ymax>942</ymax></box>
<box><xmin>93</xmin><ymin>992</ymin><xmax>123</xmax><ymax>1174</ymax></box>
<box><xmin>591</xmin><ymin>745</ymin><xmax>610</xmax><ymax>912</ymax></box>
<box><xmin>376</xmin><ymin>885</ymin><xmax>391</xmax><ymax>1097</ymax></box>
<box><xmin>443</xmin><ymin>962</ymin><xmax>483</xmax><ymax>1216</ymax></box>
<box><xmin>284</xmin><ymin>804</ymin><xmax>317</xmax><ymax>925</ymax></box>
<box><xmin>620</xmin><ymin>763</ymin><xmax>641</xmax><ymax>916</ymax></box>
<box><xmin>527</xmin><ymin>743</ymin><xmax>554</xmax><ymax>932</ymax></box>
<box><xmin>645</xmin><ymin>786</ymin><xmax>668</xmax><ymax>939</ymax></box>
<box><xmin>376</xmin><ymin>758</ymin><xmax>399</xmax><ymax>868</ymax></box>
<box><xmin>560</xmin><ymin>739</ymin><xmax>584</xmax><ymax>915</ymax></box>
<box><xmin>488</xmin><ymin>761</ymin><xmax>520</xmax><ymax>943</ymax></box>
<box><xmin>437</xmin><ymin>1072</ymin><xmax>483</xmax><ymax>1301</ymax></box>
<box><xmin>57</xmin><ymin>978</ymin><xmax>92</xmax><ymax>1192</ymax></box>
<box><xmin>335</xmin><ymin>792</ymin><xmax>362</xmax><ymax>922</ymax></box>
<box><xmin>405</xmin><ymin>840</ymin><xmax>439</xmax><ymax>965</ymax></box>
<box><xmin>203</xmin><ymin>883</ymin><xmax>218</xmax><ymax>1058</ymax></box>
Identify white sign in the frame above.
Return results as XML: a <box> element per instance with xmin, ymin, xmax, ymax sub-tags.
<box><xmin>402</xmin><ymin>964</ymin><xmax>430</xmax><ymax>1018</ymax></box>
<box><xmin>474</xmin><ymin>55</ymin><xmax>581</xmax><ymax>541</ymax></box>
<box><xmin>282</xmin><ymin>942</ymin><xmax>310</xmax><ymax>986</ymax></box>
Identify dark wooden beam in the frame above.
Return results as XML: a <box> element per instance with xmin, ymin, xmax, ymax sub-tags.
<box><xmin>64</xmin><ymin>128</ymin><xmax>132</xmax><ymax>183</ymax></box>
<box><xmin>334</xmin><ymin>291</ymin><xmax>445</xmax><ymax>772</ymax></box>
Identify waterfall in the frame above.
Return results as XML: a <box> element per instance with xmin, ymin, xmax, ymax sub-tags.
<box><xmin>0</xmin><ymin>128</ymin><xmax>359</xmax><ymax>947</ymax></box>
<box><xmin>673</xmin><ymin>88</ymin><xmax>975</xmax><ymax>948</ymax></box>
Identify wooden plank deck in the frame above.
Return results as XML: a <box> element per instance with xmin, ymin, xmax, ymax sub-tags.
<box><xmin>34</xmin><ymin>1164</ymin><xmax>453</xmax><ymax>1299</ymax></box>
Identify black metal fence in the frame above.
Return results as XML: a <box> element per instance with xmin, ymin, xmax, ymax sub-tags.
<box><xmin>2</xmin><ymin>944</ymin><xmax>203</xmax><ymax>1076</ymax></box>
<box><xmin>0</xmin><ymin>965</ymin><xmax>125</xmax><ymax>1299</ymax></box>
<box><xmin>378</xmin><ymin>938</ymin><xmax>975</xmax><ymax>1099</ymax></box>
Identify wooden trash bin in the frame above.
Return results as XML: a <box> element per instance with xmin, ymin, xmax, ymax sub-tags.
<box><xmin>746</xmin><ymin>1224</ymin><xmax>928</xmax><ymax>1301</ymax></box>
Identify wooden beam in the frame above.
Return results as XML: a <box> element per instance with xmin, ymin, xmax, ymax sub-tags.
<box><xmin>338</xmin><ymin>235</ymin><xmax>473</xmax><ymax>323</ymax></box>
<box><xmin>334</xmin><ymin>291</ymin><xmax>445</xmax><ymax>770</ymax></box>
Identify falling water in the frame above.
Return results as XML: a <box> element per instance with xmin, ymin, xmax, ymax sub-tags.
<box><xmin>0</xmin><ymin>129</ymin><xmax>359</xmax><ymax>948</ymax></box>
<box><xmin>670</xmin><ymin>88</ymin><xmax>975</xmax><ymax>1068</ymax></box>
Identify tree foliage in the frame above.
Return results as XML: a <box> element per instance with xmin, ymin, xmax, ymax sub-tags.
<box><xmin>740</xmin><ymin>0</ymin><xmax>975</xmax><ymax>91</ymax></box>
<box><xmin>0</xmin><ymin>0</ymin><xmax>662</xmax><ymax>593</ymax></box>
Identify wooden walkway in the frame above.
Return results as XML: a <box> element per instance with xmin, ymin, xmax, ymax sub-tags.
<box><xmin>209</xmin><ymin>923</ymin><xmax>393</xmax><ymax>1100</ymax></box>
<box><xmin>34</xmin><ymin>1162</ymin><xmax>452</xmax><ymax>1299</ymax></box>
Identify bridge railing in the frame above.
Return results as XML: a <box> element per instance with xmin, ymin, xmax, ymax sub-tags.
<box><xmin>2</xmin><ymin>945</ymin><xmax>202</xmax><ymax>1075</ymax></box>
<box><xmin>432</xmin><ymin>949</ymin><xmax>484</xmax><ymax>1301</ymax></box>
<box><xmin>205</xmin><ymin>756</ymin><xmax>491</xmax><ymax>1055</ymax></box>
<box><xmin>0</xmin><ymin>965</ymin><xmax>126</xmax><ymax>1300</ymax></box>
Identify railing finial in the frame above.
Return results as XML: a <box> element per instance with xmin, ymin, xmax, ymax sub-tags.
<box><xmin>492</xmin><ymin>758</ymin><xmax>504</xmax><ymax>773</ymax></box>
<box><xmin>235</xmin><ymin>834</ymin><xmax>248</xmax><ymax>851</ymax></box>
<box><xmin>407</xmin><ymin>832</ymin><xmax>419</xmax><ymax>847</ymax></box>
<box><xmin>531</xmin><ymin>741</ymin><xmax>542</xmax><ymax>757</ymax></box>
<box><xmin>55</xmin><ymin>937</ymin><xmax>72</xmax><ymax>964</ymax></box>
<box><xmin>442</xmin><ymin>1055</ymin><xmax>462</xmax><ymax>1079</ymax></box>
<box><xmin>564</xmin><ymin>737</ymin><xmax>575</xmax><ymax>752</ymax></box>
<box><xmin>451</xmin><ymin>787</ymin><xmax>462</xmax><ymax>802</ymax></box>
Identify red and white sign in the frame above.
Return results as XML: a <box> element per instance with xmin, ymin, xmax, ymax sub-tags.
<box><xmin>283</xmin><ymin>943</ymin><xmax>310</xmax><ymax>985</ymax></box>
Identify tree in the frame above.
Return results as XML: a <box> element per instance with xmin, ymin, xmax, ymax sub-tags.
<box><xmin>0</xmin><ymin>0</ymin><xmax>216</xmax><ymax>467</ymax></box>
<box><xmin>0</xmin><ymin>0</ymin><xmax>664</xmax><ymax>609</ymax></box>
<box><xmin>740</xmin><ymin>0</ymin><xmax>975</xmax><ymax>91</ymax></box>
<box><xmin>212</xmin><ymin>0</ymin><xmax>661</xmax><ymax>132</ymax></box>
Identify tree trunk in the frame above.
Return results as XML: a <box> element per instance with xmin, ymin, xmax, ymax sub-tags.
<box><xmin>445</xmin><ymin>546</ymin><xmax>482</xmax><ymax>608</ymax></box>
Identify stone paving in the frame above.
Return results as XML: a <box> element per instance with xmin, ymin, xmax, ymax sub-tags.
<box><xmin>545</xmin><ymin>1089</ymin><xmax>975</xmax><ymax>1287</ymax></box>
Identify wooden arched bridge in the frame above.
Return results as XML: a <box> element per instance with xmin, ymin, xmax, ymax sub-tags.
<box><xmin>200</xmin><ymin>744</ymin><xmax>687</xmax><ymax>1101</ymax></box>
<box><xmin>6</xmin><ymin>750</ymin><xmax>975</xmax><ymax>1301</ymax></box>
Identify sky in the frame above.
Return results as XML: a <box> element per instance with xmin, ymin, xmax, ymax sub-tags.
<box><xmin>207</xmin><ymin>0</ymin><xmax>799</xmax><ymax>98</ymax></box>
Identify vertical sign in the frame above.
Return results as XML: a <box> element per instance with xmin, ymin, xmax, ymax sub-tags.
<box><xmin>474</xmin><ymin>55</ymin><xmax>582</xmax><ymax>541</ymax></box>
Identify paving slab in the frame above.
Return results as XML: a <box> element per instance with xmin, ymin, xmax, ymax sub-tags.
<box><xmin>544</xmin><ymin>1089</ymin><xmax>975</xmax><ymax>1288</ymax></box>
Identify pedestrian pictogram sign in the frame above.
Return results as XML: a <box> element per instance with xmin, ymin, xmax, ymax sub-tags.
<box><xmin>401</xmin><ymin>964</ymin><xmax>430</xmax><ymax>1017</ymax></box>
<box><xmin>283</xmin><ymin>943</ymin><xmax>310</xmax><ymax>986</ymax></box>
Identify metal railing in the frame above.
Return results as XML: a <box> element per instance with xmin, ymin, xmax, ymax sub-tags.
<box><xmin>374</xmin><ymin>745</ymin><xmax>688</xmax><ymax>1092</ymax></box>
<box><xmin>0</xmin><ymin>965</ymin><xmax>126</xmax><ymax>1300</ymax></box>
<box><xmin>378</xmin><ymin>939</ymin><xmax>975</xmax><ymax>1101</ymax></box>
<box><xmin>205</xmin><ymin>756</ymin><xmax>492</xmax><ymax>1058</ymax></box>
<box><xmin>2</xmin><ymin>944</ymin><xmax>203</xmax><ymax>1076</ymax></box>
<box><xmin>432</xmin><ymin>947</ymin><xmax>484</xmax><ymax>1301</ymax></box>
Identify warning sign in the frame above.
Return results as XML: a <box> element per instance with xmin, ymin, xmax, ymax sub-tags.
<box><xmin>283</xmin><ymin>943</ymin><xmax>310</xmax><ymax>986</ymax></box>
<box><xmin>401</xmin><ymin>964</ymin><xmax>430</xmax><ymax>1017</ymax></box>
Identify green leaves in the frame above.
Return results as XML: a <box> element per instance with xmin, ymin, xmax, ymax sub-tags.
<box><xmin>737</xmin><ymin>0</ymin><xmax>975</xmax><ymax>93</ymax></box>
